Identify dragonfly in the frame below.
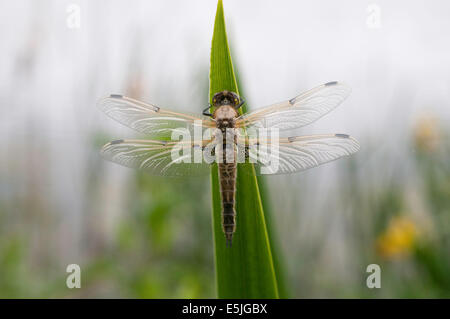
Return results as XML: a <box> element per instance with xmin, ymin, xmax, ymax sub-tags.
<box><xmin>98</xmin><ymin>81</ymin><xmax>360</xmax><ymax>246</ymax></box>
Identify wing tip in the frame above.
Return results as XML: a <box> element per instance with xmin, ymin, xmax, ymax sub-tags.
<box><xmin>109</xmin><ymin>139</ymin><xmax>125</xmax><ymax>145</ymax></box>
<box><xmin>97</xmin><ymin>94</ymin><xmax>124</xmax><ymax>104</ymax></box>
<box><xmin>325</xmin><ymin>81</ymin><xmax>352</xmax><ymax>93</ymax></box>
<box><xmin>335</xmin><ymin>134</ymin><xmax>360</xmax><ymax>152</ymax></box>
<box><xmin>100</xmin><ymin>139</ymin><xmax>124</xmax><ymax>152</ymax></box>
<box><xmin>97</xmin><ymin>94</ymin><xmax>123</xmax><ymax>110</ymax></box>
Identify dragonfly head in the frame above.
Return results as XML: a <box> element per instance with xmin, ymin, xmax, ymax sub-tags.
<box><xmin>212</xmin><ymin>91</ymin><xmax>240</xmax><ymax>108</ymax></box>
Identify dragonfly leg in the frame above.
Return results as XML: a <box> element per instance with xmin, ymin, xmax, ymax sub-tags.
<box><xmin>202</xmin><ymin>104</ymin><xmax>213</xmax><ymax>117</ymax></box>
<box><xmin>236</xmin><ymin>97</ymin><xmax>246</xmax><ymax>110</ymax></box>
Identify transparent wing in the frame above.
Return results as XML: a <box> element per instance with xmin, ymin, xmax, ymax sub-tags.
<box><xmin>98</xmin><ymin>95</ymin><xmax>216</xmax><ymax>139</ymax></box>
<box><xmin>236</xmin><ymin>82</ymin><xmax>351</xmax><ymax>131</ymax></box>
<box><xmin>100</xmin><ymin>138</ymin><xmax>218</xmax><ymax>176</ymax></box>
<box><xmin>238</xmin><ymin>133</ymin><xmax>360</xmax><ymax>175</ymax></box>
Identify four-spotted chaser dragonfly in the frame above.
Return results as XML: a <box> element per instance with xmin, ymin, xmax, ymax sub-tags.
<box><xmin>98</xmin><ymin>81</ymin><xmax>360</xmax><ymax>246</ymax></box>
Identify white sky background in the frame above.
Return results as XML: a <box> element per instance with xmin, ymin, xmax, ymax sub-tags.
<box><xmin>0</xmin><ymin>0</ymin><xmax>450</xmax><ymax>272</ymax></box>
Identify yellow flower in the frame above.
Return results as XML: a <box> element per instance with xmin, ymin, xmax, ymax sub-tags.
<box><xmin>376</xmin><ymin>216</ymin><xmax>418</xmax><ymax>259</ymax></box>
<box><xmin>413</xmin><ymin>114</ymin><xmax>440</xmax><ymax>153</ymax></box>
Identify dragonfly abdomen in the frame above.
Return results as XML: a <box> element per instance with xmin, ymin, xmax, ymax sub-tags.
<box><xmin>218</xmin><ymin>161</ymin><xmax>237</xmax><ymax>247</ymax></box>
<box><xmin>217</xmin><ymin>121</ymin><xmax>237</xmax><ymax>247</ymax></box>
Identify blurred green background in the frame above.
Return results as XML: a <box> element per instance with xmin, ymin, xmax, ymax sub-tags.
<box><xmin>1</xmin><ymin>0</ymin><xmax>450</xmax><ymax>298</ymax></box>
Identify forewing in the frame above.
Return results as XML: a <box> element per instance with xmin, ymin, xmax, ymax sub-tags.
<box><xmin>98</xmin><ymin>95</ymin><xmax>216</xmax><ymax>138</ymax></box>
<box><xmin>100</xmin><ymin>139</ymin><xmax>217</xmax><ymax>176</ymax></box>
<box><xmin>236</xmin><ymin>82</ymin><xmax>351</xmax><ymax>131</ymax></box>
<box><xmin>238</xmin><ymin>134</ymin><xmax>360</xmax><ymax>175</ymax></box>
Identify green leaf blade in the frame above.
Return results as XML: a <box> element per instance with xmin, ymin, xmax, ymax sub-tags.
<box><xmin>209</xmin><ymin>0</ymin><xmax>279</xmax><ymax>299</ymax></box>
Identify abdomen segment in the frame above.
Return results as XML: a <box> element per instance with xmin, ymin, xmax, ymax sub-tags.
<box><xmin>218</xmin><ymin>158</ymin><xmax>237</xmax><ymax>247</ymax></box>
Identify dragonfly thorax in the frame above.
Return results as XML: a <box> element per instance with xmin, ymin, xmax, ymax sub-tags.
<box><xmin>213</xmin><ymin>105</ymin><xmax>238</xmax><ymax>131</ymax></box>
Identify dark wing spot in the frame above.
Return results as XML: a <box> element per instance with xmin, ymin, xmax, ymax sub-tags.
<box><xmin>153</xmin><ymin>105</ymin><xmax>160</xmax><ymax>112</ymax></box>
<box><xmin>325</xmin><ymin>81</ymin><xmax>338</xmax><ymax>86</ymax></box>
<box><xmin>335</xmin><ymin>133</ymin><xmax>350</xmax><ymax>138</ymax></box>
<box><xmin>110</xmin><ymin>139</ymin><xmax>124</xmax><ymax>145</ymax></box>
<box><xmin>110</xmin><ymin>94</ymin><xmax>123</xmax><ymax>98</ymax></box>
<box><xmin>288</xmin><ymin>136</ymin><xmax>296</xmax><ymax>142</ymax></box>
<box><xmin>288</xmin><ymin>97</ymin><xmax>296</xmax><ymax>105</ymax></box>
